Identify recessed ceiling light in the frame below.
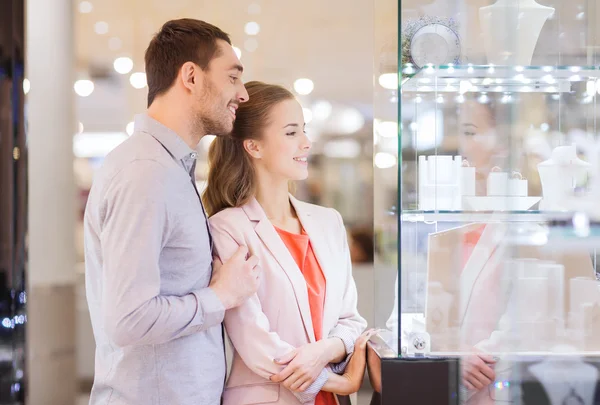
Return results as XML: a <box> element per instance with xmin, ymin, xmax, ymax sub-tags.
<box><xmin>74</xmin><ymin>80</ymin><xmax>94</xmax><ymax>97</ymax></box>
<box><xmin>294</xmin><ymin>78</ymin><xmax>314</xmax><ymax>95</ymax></box>
<box><xmin>129</xmin><ymin>72</ymin><xmax>147</xmax><ymax>89</ymax></box>
<box><xmin>378</xmin><ymin>73</ymin><xmax>397</xmax><ymax>90</ymax></box>
<box><xmin>79</xmin><ymin>1</ymin><xmax>93</xmax><ymax>13</ymax></box>
<box><xmin>94</xmin><ymin>21</ymin><xmax>108</xmax><ymax>35</ymax></box>
<box><xmin>244</xmin><ymin>22</ymin><xmax>260</xmax><ymax>36</ymax></box>
<box><xmin>113</xmin><ymin>57</ymin><xmax>133</xmax><ymax>74</ymax></box>
<box><xmin>374</xmin><ymin>152</ymin><xmax>397</xmax><ymax>169</ymax></box>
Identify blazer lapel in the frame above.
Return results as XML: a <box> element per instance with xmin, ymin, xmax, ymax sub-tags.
<box><xmin>458</xmin><ymin>222</ymin><xmax>507</xmax><ymax>323</ymax></box>
<box><xmin>290</xmin><ymin>196</ymin><xmax>338</xmax><ymax>335</ymax></box>
<box><xmin>242</xmin><ymin>198</ymin><xmax>316</xmax><ymax>343</ymax></box>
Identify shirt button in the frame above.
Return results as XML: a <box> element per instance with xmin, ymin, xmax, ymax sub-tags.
<box><xmin>190</xmin><ymin>152</ymin><xmax>197</xmax><ymax>159</ymax></box>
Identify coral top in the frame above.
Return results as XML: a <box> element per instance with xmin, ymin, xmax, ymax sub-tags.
<box><xmin>275</xmin><ymin>226</ymin><xmax>337</xmax><ymax>405</ymax></box>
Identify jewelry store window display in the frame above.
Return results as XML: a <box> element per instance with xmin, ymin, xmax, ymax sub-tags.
<box><xmin>385</xmin><ymin>95</ymin><xmax>600</xmax><ymax>404</ymax></box>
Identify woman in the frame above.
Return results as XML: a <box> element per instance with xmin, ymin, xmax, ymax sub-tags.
<box><xmin>203</xmin><ymin>81</ymin><xmax>370</xmax><ymax>405</ymax></box>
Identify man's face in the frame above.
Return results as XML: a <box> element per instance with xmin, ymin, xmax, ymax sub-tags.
<box><xmin>192</xmin><ymin>39</ymin><xmax>249</xmax><ymax>136</ymax></box>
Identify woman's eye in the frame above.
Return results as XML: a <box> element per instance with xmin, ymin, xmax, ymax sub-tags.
<box><xmin>286</xmin><ymin>132</ymin><xmax>296</xmax><ymax>136</ymax></box>
<box><xmin>230</xmin><ymin>76</ymin><xmax>237</xmax><ymax>83</ymax></box>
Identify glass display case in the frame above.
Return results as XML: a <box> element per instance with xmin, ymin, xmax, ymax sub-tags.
<box><xmin>369</xmin><ymin>0</ymin><xmax>600</xmax><ymax>404</ymax></box>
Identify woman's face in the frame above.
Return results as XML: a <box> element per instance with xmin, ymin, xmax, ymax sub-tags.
<box><xmin>459</xmin><ymin>101</ymin><xmax>498</xmax><ymax>169</ymax></box>
<box><xmin>249</xmin><ymin>98</ymin><xmax>312</xmax><ymax>181</ymax></box>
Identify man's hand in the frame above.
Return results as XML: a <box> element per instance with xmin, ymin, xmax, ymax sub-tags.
<box><xmin>270</xmin><ymin>341</ymin><xmax>331</xmax><ymax>392</ymax></box>
<box><xmin>210</xmin><ymin>246</ymin><xmax>260</xmax><ymax>310</ymax></box>
<box><xmin>462</xmin><ymin>352</ymin><xmax>496</xmax><ymax>391</ymax></box>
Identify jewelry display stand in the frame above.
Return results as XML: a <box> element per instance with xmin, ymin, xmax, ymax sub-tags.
<box><xmin>538</xmin><ymin>145</ymin><xmax>591</xmax><ymax>211</ymax></box>
<box><xmin>479</xmin><ymin>0</ymin><xmax>554</xmax><ymax>65</ymax></box>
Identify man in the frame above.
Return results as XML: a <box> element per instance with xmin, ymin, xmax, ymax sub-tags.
<box><xmin>84</xmin><ymin>19</ymin><xmax>259</xmax><ymax>405</ymax></box>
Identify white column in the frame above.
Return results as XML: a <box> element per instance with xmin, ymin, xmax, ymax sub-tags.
<box><xmin>26</xmin><ymin>0</ymin><xmax>77</xmax><ymax>403</ymax></box>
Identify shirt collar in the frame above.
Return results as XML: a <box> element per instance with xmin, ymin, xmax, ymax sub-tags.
<box><xmin>134</xmin><ymin>113</ymin><xmax>197</xmax><ymax>161</ymax></box>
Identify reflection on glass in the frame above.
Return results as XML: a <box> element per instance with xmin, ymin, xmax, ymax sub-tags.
<box><xmin>372</xmin><ymin>0</ymin><xmax>600</xmax><ymax>403</ymax></box>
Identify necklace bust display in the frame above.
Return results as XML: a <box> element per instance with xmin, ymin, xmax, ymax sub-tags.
<box><xmin>479</xmin><ymin>0</ymin><xmax>554</xmax><ymax>65</ymax></box>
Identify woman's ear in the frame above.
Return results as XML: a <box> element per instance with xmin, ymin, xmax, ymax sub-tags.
<box><xmin>243</xmin><ymin>139</ymin><xmax>261</xmax><ymax>159</ymax></box>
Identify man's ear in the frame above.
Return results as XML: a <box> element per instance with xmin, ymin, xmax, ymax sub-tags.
<box><xmin>180</xmin><ymin>62</ymin><xmax>202</xmax><ymax>92</ymax></box>
<box><xmin>243</xmin><ymin>139</ymin><xmax>261</xmax><ymax>159</ymax></box>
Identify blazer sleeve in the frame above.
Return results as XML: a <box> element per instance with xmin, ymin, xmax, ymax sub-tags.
<box><xmin>327</xmin><ymin>209</ymin><xmax>368</xmax><ymax>374</ymax></box>
<box><xmin>209</xmin><ymin>215</ymin><xmax>329</xmax><ymax>404</ymax></box>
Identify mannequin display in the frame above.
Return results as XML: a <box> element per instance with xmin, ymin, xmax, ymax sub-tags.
<box><xmin>538</xmin><ymin>145</ymin><xmax>590</xmax><ymax>211</ymax></box>
<box><xmin>479</xmin><ymin>0</ymin><xmax>554</xmax><ymax>65</ymax></box>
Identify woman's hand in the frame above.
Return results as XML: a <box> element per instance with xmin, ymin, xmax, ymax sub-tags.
<box><xmin>270</xmin><ymin>340</ymin><xmax>332</xmax><ymax>392</ymax></box>
<box><xmin>462</xmin><ymin>351</ymin><xmax>496</xmax><ymax>391</ymax></box>
<box><xmin>322</xmin><ymin>329</ymin><xmax>377</xmax><ymax>395</ymax></box>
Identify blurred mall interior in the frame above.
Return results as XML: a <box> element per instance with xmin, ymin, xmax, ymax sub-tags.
<box><xmin>4</xmin><ymin>0</ymin><xmax>600</xmax><ymax>404</ymax></box>
<box><xmin>1</xmin><ymin>0</ymin><xmax>397</xmax><ymax>403</ymax></box>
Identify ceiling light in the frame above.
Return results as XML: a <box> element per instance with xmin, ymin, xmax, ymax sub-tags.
<box><xmin>126</xmin><ymin>122</ymin><xmax>134</xmax><ymax>136</ymax></box>
<box><xmin>74</xmin><ymin>79</ymin><xmax>94</xmax><ymax>97</ymax></box>
<box><xmin>244</xmin><ymin>22</ymin><xmax>260</xmax><ymax>36</ymax></box>
<box><xmin>22</xmin><ymin>78</ymin><xmax>30</xmax><ymax>95</ymax></box>
<box><xmin>376</xmin><ymin>121</ymin><xmax>398</xmax><ymax>138</ymax></box>
<box><xmin>94</xmin><ymin>21</ymin><xmax>108</xmax><ymax>35</ymax></box>
<box><xmin>244</xmin><ymin>38</ymin><xmax>258</xmax><ymax>52</ymax></box>
<box><xmin>312</xmin><ymin>100</ymin><xmax>332</xmax><ymax>121</ymax></box>
<box><xmin>113</xmin><ymin>57</ymin><xmax>133</xmax><ymax>74</ymax></box>
<box><xmin>79</xmin><ymin>1</ymin><xmax>93</xmax><ymax>13</ymax></box>
<box><xmin>374</xmin><ymin>152</ymin><xmax>397</xmax><ymax>169</ymax></box>
<box><xmin>378</xmin><ymin>73</ymin><xmax>397</xmax><ymax>90</ymax></box>
<box><xmin>232</xmin><ymin>46</ymin><xmax>242</xmax><ymax>59</ymax></box>
<box><xmin>303</xmin><ymin>108</ymin><xmax>313</xmax><ymax>124</ymax></box>
<box><xmin>294</xmin><ymin>78</ymin><xmax>314</xmax><ymax>95</ymax></box>
<box><xmin>129</xmin><ymin>72</ymin><xmax>147</xmax><ymax>89</ymax></box>
<box><xmin>109</xmin><ymin>37</ymin><xmax>122</xmax><ymax>50</ymax></box>
<box><xmin>248</xmin><ymin>3</ymin><xmax>261</xmax><ymax>14</ymax></box>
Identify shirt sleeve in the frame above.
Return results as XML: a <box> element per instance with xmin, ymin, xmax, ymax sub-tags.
<box><xmin>100</xmin><ymin>159</ymin><xmax>224</xmax><ymax>347</ymax></box>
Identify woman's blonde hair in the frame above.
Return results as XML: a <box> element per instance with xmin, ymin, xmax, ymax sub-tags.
<box><xmin>202</xmin><ymin>81</ymin><xmax>295</xmax><ymax>216</ymax></box>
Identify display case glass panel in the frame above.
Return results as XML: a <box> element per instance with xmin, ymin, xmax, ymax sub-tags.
<box><xmin>374</xmin><ymin>0</ymin><xmax>600</xmax><ymax>403</ymax></box>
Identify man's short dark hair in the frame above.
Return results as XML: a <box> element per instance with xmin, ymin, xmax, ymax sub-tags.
<box><xmin>144</xmin><ymin>19</ymin><xmax>231</xmax><ymax>107</ymax></box>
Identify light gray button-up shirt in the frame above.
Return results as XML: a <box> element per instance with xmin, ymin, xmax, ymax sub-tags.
<box><xmin>84</xmin><ymin>114</ymin><xmax>225</xmax><ymax>405</ymax></box>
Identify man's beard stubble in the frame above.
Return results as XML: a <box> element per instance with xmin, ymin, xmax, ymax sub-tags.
<box><xmin>193</xmin><ymin>79</ymin><xmax>234</xmax><ymax>137</ymax></box>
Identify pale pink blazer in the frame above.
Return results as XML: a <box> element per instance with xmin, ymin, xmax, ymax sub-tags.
<box><xmin>209</xmin><ymin>196</ymin><xmax>367</xmax><ymax>405</ymax></box>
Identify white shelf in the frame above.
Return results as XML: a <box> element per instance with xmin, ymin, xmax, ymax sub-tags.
<box><xmin>401</xmin><ymin>64</ymin><xmax>600</xmax><ymax>93</ymax></box>
<box><xmin>401</xmin><ymin>210</ymin><xmax>574</xmax><ymax>223</ymax></box>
